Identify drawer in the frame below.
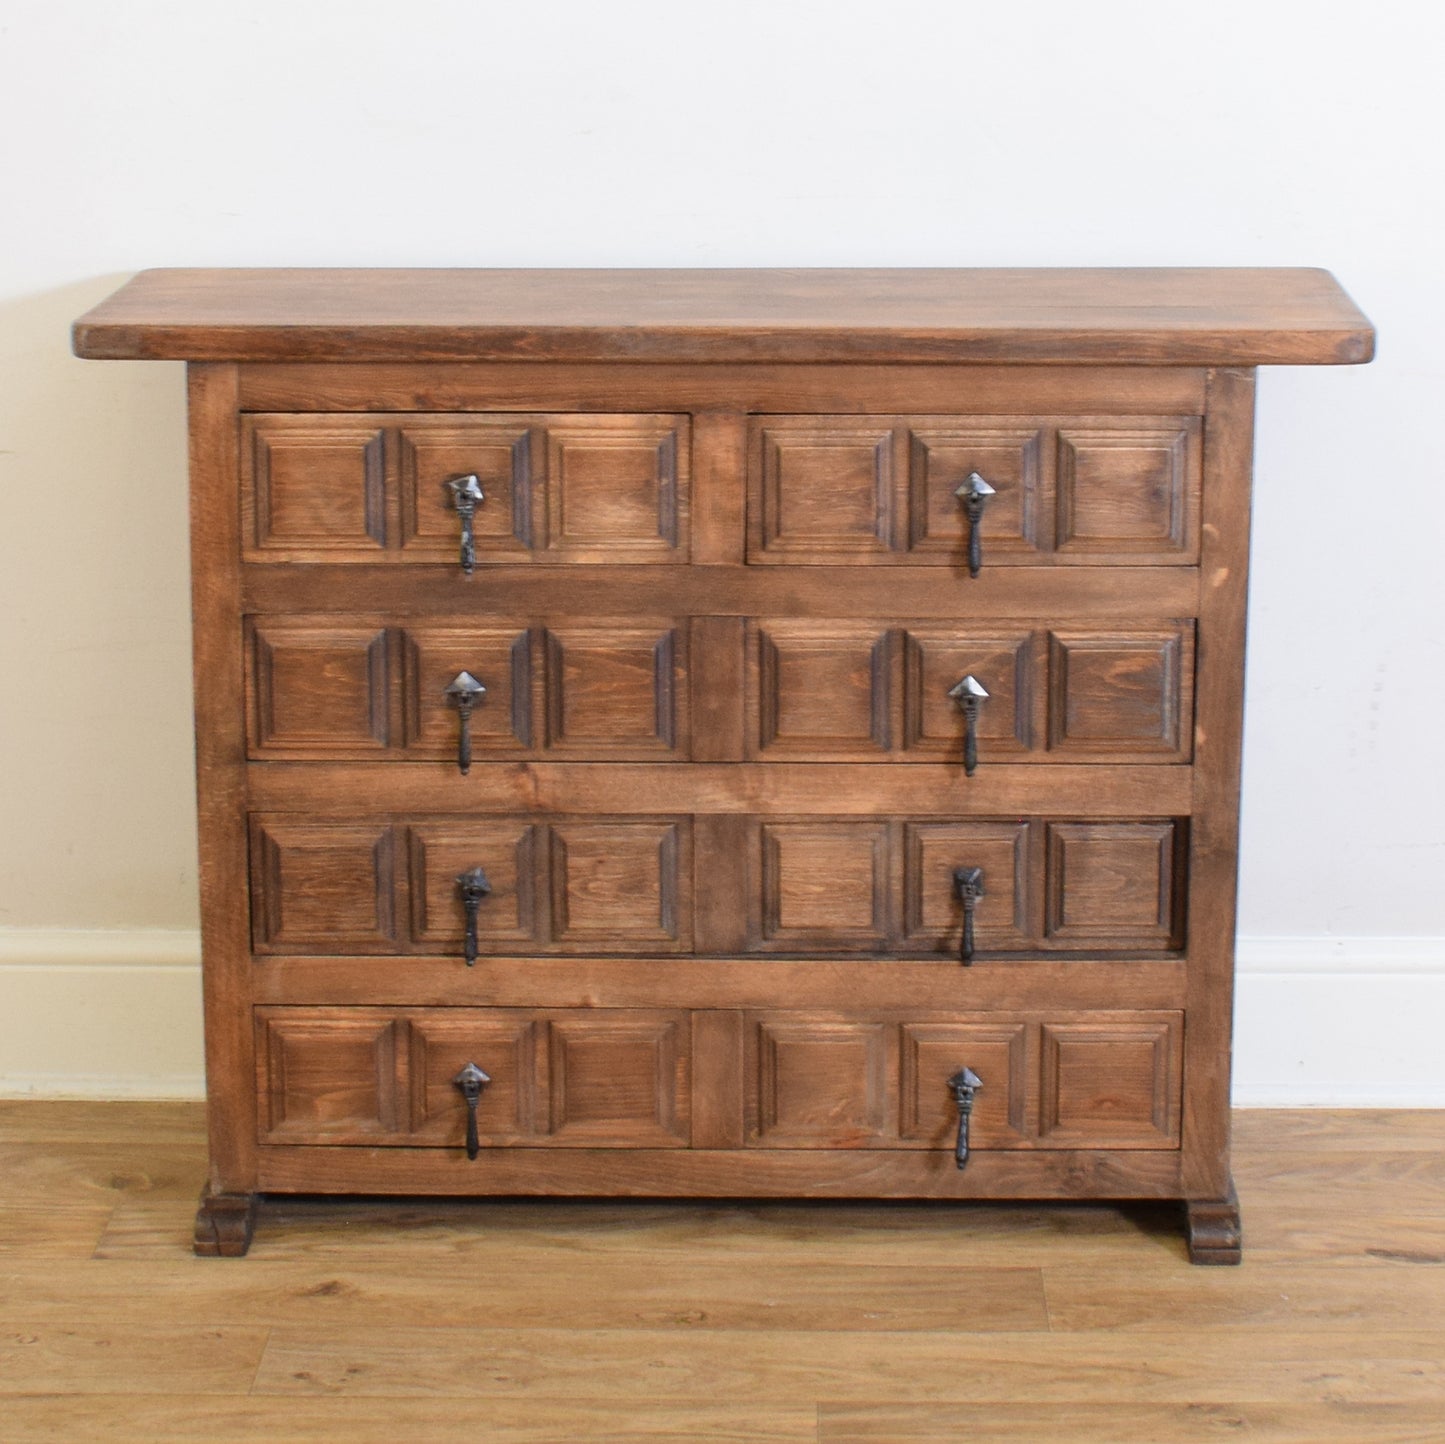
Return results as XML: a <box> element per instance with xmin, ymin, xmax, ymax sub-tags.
<box><xmin>744</xmin><ymin>1009</ymin><xmax>1182</xmax><ymax>1150</ymax></box>
<box><xmin>249</xmin><ymin>815</ymin><xmax>694</xmax><ymax>956</ymax></box>
<box><xmin>255</xmin><ymin>1006</ymin><xmax>690</xmax><ymax>1147</ymax></box>
<box><xmin>746</xmin><ymin>619</ymin><xmax>1194</xmax><ymax>763</ymax></box>
<box><xmin>246</xmin><ymin>616</ymin><xmax>688</xmax><ymax>761</ymax></box>
<box><xmin>241</xmin><ymin>412</ymin><xmax>690</xmax><ymax>564</ymax></box>
<box><xmin>749</xmin><ymin>816</ymin><xmax>1187</xmax><ymax>956</ymax></box>
<box><xmin>748</xmin><ymin>414</ymin><xmax>1201</xmax><ymax>566</ymax></box>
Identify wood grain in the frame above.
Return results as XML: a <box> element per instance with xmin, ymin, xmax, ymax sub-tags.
<box><xmin>72</xmin><ymin>268</ymin><xmax>1375</xmax><ymax>365</ymax></box>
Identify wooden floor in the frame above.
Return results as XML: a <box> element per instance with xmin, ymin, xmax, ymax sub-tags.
<box><xmin>1</xmin><ymin>1105</ymin><xmax>1443</xmax><ymax>1442</ymax></box>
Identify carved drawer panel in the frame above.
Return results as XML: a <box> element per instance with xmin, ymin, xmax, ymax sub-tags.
<box><xmin>246</xmin><ymin>617</ymin><xmax>687</xmax><ymax>761</ymax></box>
<box><xmin>256</xmin><ymin>1007</ymin><xmax>689</xmax><ymax>1148</ymax></box>
<box><xmin>251</xmin><ymin>816</ymin><xmax>693</xmax><ymax>956</ymax></box>
<box><xmin>242</xmin><ymin>413</ymin><xmax>689</xmax><ymax>564</ymax></box>
<box><xmin>742</xmin><ymin>1010</ymin><xmax>1181</xmax><ymax>1150</ymax></box>
<box><xmin>748</xmin><ymin>415</ymin><xmax>1201</xmax><ymax>566</ymax></box>
<box><xmin>744</xmin><ymin>620</ymin><xmax>1193</xmax><ymax>763</ymax></box>
<box><xmin>740</xmin><ymin>816</ymin><xmax>1184</xmax><ymax>957</ymax></box>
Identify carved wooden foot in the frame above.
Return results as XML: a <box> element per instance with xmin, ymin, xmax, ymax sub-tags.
<box><xmin>1185</xmin><ymin>1181</ymin><xmax>1241</xmax><ymax>1264</ymax></box>
<box><xmin>193</xmin><ymin>1188</ymin><xmax>258</xmax><ymax>1257</ymax></box>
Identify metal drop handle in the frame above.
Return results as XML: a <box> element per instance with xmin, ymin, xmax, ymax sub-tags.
<box><xmin>444</xmin><ymin>671</ymin><xmax>487</xmax><ymax>775</ymax></box>
<box><xmin>947</xmin><ymin>674</ymin><xmax>989</xmax><ymax>777</ymax></box>
<box><xmin>456</xmin><ymin>866</ymin><xmax>492</xmax><ymax>966</ymax></box>
<box><xmin>453</xmin><ymin>1062</ymin><xmax>492</xmax><ymax>1160</ymax></box>
<box><xmin>447</xmin><ymin>474</ymin><xmax>485</xmax><ymax>575</ymax></box>
<box><xmin>947</xmin><ymin>1067</ymin><xmax>982</xmax><ymax>1169</ymax></box>
<box><xmin>954</xmin><ymin>471</ymin><xmax>996</xmax><ymax>578</ymax></box>
<box><xmin>953</xmin><ymin>865</ymin><xmax>984</xmax><ymax>965</ymax></box>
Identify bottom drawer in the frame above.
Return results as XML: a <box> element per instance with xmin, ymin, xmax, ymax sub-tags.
<box><xmin>255</xmin><ymin>1004</ymin><xmax>1181</xmax><ymax>1155</ymax></box>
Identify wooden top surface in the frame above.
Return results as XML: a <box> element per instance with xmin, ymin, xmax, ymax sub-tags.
<box><xmin>71</xmin><ymin>267</ymin><xmax>1374</xmax><ymax>366</ymax></box>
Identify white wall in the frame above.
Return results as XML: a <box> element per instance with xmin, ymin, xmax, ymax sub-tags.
<box><xmin>1</xmin><ymin>0</ymin><xmax>1441</xmax><ymax>1100</ymax></box>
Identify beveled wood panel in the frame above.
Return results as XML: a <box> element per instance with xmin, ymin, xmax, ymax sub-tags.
<box><xmin>253</xmin><ymin>816</ymin><xmax>692</xmax><ymax>958</ymax></box>
<box><xmin>901</xmin><ymin>821</ymin><xmax>1032</xmax><ymax>954</ymax></box>
<box><xmin>899</xmin><ymin>1020</ymin><xmax>1031</xmax><ymax>1149</ymax></box>
<box><xmin>240</xmin><ymin>413</ymin><xmax>689</xmax><ymax>564</ymax></box>
<box><xmin>255</xmin><ymin>1009</ymin><xmax>400</xmax><ymax>1142</ymax></box>
<box><xmin>748</xmin><ymin>1017</ymin><xmax>893</xmax><ymax>1146</ymax></box>
<box><xmin>754</xmin><ymin>822</ymin><xmax>894</xmax><ymax>951</ymax></box>
<box><xmin>249</xmin><ymin>821</ymin><xmax>398</xmax><ymax>954</ymax></box>
<box><xmin>748</xmin><ymin>416</ymin><xmax>1202</xmax><ymax>566</ymax></box>
<box><xmin>253</xmin><ymin>1007</ymin><xmax>690</xmax><ymax>1149</ymax></box>
<box><xmin>1044</xmin><ymin>821</ymin><xmax>1185</xmax><ymax>949</ymax></box>
<box><xmin>75</xmin><ymin>267</ymin><xmax>1374</xmax><ymax>365</ymax></box>
<box><xmin>1039</xmin><ymin>1014</ymin><xmax>1183</xmax><ymax>1147</ymax></box>
<box><xmin>903</xmin><ymin>628</ymin><xmax>1037</xmax><ymax>759</ymax></box>
<box><xmin>245</xmin><ymin>616</ymin><xmax>685</xmax><ymax>761</ymax></box>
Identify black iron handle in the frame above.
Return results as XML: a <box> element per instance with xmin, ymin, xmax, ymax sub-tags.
<box><xmin>947</xmin><ymin>1067</ymin><xmax>982</xmax><ymax>1169</ymax></box>
<box><xmin>453</xmin><ymin>1062</ymin><xmax>492</xmax><ymax>1160</ymax></box>
<box><xmin>444</xmin><ymin>671</ymin><xmax>487</xmax><ymax>775</ymax></box>
<box><xmin>954</xmin><ymin>471</ymin><xmax>996</xmax><ymax>578</ymax></box>
<box><xmin>447</xmin><ymin>474</ymin><xmax>485</xmax><ymax>575</ymax></box>
<box><xmin>947</xmin><ymin>674</ymin><xmax>989</xmax><ymax>777</ymax></box>
<box><xmin>456</xmin><ymin>866</ymin><xmax>492</xmax><ymax>965</ymax></box>
<box><xmin>953</xmin><ymin>865</ymin><xmax>984</xmax><ymax>965</ymax></box>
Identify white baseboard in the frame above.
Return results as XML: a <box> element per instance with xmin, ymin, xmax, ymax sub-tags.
<box><xmin>1</xmin><ymin>930</ymin><xmax>1442</xmax><ymax>1104</ymax></box>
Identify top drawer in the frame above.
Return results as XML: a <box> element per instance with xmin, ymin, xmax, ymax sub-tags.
<box><xmin>242</xmin><ymin>413</ymin><xmax>689</xmax><ymax>564</ymax></box>
<box><xmin>749</xmin><ymin>414</ymin><xmax>1202</xmax><ymax>567</ymax></box>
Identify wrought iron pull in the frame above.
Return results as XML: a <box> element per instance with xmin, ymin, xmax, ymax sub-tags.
<box><xmin>947</xmin><ymin>674</ymin><xmax>989</xmax><ymax>776</ymax></box>
<box><xmin>444</xmin><ymin>671</ymin><xmax>487</xmax><ymax>775</ymax></box>
<box><xmin>947</xmin><ymin>1067</ymin><xmax>982</xmax><ymax>1169</ymax></box>
<box><xmin>953</xmin><ymin>865</ymin><xmax>984</xmax><ymax>965</ymax></box>
<box><xmin>455</xmin><ymin>866</ymin><xmax>492</xmax><ymax>966</ymax></box>
<box><xmin>954</xmin><ymin>471</ymin><xmax>996</xmax><ymax>578</ymax></box>
<box><xmin>453</xmin><ymin>1062</ymin><xmax>492</xmax><ymax>1160</ymax></box>
<box><xmin>447</xmin><ymin>474</ymin><xmax>485</xmax><ymax>575</ymax></box>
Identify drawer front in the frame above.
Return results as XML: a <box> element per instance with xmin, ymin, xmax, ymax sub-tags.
<box><xmin>745</xmin><ymin>620</ymin><xmax>1193</xmax><ymax>763</ymax></box>
<box><xmin>743</xmin><ymin>1010</ymin><xmax>1182</xmax><ymax>1149</ymax></box>
<box><xmin>246</xmin><ymin>616</ymin><xmax>688</xmax><ymax>761</ymax></box>
<box><xmin>748</xmin><ymin>816</ymin><xmax>1186</xmax><ymax>956</ymax></box>
<box><xmin>242</xmin><ymin>413</ymin><xmax>689</xmax><ymax>564</ymax></box>
<box><xmin>748</xmin><ymin>414</ymin><xmax>1201</xmax><ymax>566</ymax></box>
<box><xmin>250</xmin><ymin>815</ymin><xmax>694</xmax><ymax>956</ymax></box>
<box><xmin>255</xmin><ymin>1006</ymin><xmax>690</xmax><ymax>1147</ymax></box>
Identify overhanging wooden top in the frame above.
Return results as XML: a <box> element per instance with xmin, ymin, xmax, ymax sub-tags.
<box><xmin>72</xmin><ymin>267</ymin><xmax>1374</xmax><ymax>366</ymax></box>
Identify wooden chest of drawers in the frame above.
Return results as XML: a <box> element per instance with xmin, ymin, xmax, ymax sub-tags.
<box><xmin>74</xmin><ymin>268</ymin><xmax>1373</xmax><ymax>1260</ymax></box>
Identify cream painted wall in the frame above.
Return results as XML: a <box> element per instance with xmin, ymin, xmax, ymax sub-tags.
<box><xmin>1</xmin><ymin>0</ymin><xmax>1442</xmax><ymax>1096</ymax></box>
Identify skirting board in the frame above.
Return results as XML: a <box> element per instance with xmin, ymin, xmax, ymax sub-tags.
<box><xmin>0</xmin><ymin>930</ymin><xmax>1442</xmax><ymax>1104</ymax></box>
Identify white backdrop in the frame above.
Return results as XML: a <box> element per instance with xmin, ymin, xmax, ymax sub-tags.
<box><xmin>1</xmin><ymin>0</ymin><xmax>1441</xmax><ymax>1099</ymax></box>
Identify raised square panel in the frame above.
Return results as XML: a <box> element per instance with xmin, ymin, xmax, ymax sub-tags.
<box><xmin>545</xmin><ymin>417</ymin><xmax>687</xmax><ymax>558</ymax></box>
<box><xmin>902</xmin><ymin>822</ymin><xmax>1032</xmax><ymax>954</ymax></box>
<box><xmin>757</xmin><ymin>822</ymin><xmax>891</xmax><ymax>950</ymax></box>
<box><xmin>407</xmin><ymin>821</ymin><xmax>542</xmax><ymax>952</ymax></box>
<box><xmin>1039</xmin><ymin>1013</ymin><xmax>1182</xmax><ymax>1146</ymax></box>
<box><xmin>399</xmin><ymin>417</ymin><xmax>536</xmax><ymax>559</ymax></box>
<box><xmin>1048</xmin><ymin>626</ymin><xmax>1193</xmax><ymax>760</ymax></box>
<box><xmin>403</xmin><ymin>626</ymin><xmax>533</xmax><ymax>756</ymax></box>
<box><xmin>753</xmin><ymin>420</ymin><xmax>896</xmax><ymax>558</ymax></box>
<box><xmin>250</xmin><ymin>821</ymin><xmax>397</xmax><ymax>954</ymax></box>
<box><xmin>544</xmin><ymin>625</ymin><xmax>684</xmax><ymax>756</ymax></box>
<box><xmin>747</xmin><ymin>1016</ymin><xmax>891</xmax><ymax>1146</ymax></box>
<box><xmin>900</xmin><ymin>1020</ymin><xmax>1030</xmax><ymax>1148</ymax></box>
<box><xmin>1056</xmin><ymin>420</ymin><xmax>1200</xmax><ymax>560</ymax></box>
<box><xmin>1044</xmin><ymin>822</ymin><xmax>1182</xmax><ymax>949</ymax></box>
<box><xmin>244</xmin><ymin>418</ymin><xmax>387</xmax><ymax>556</ymax></box>
<box><xmin>750</xmin><ymin>623</ymin><xmax>891</xmax><ymax>758</ymax></box>
<box><xmin>547</xmin><ymin>1012</ymin><xmax>690</xmax><ymax>1145</ymax></box>
<box><xmin>549</xmin><ymin>819</ymin><xmax>691</xmax><ymax>951</ymax></box>
<box><xmin>907</xmin><ymin>423</ymin><xmax>1045</xmax><ymax>560</ymax></box>
<box><xmin>256</xmin><ymin>1008</ymin><xmax>400</xmax><ymax>1142</ymax></box>
<box><xmin>408</xmin><ymin>1011</ymin><xmax>540</xmax><ymax>1144</ymax></box>
<box><xmin>903</xmin><ymin>628</ymin><xmax>1035</xmax><ymax>759</ymax></box>
<box><xmin>248</xmin><ymin>621</ymin><xmax>390</xmax><ymax>755</ymax></box>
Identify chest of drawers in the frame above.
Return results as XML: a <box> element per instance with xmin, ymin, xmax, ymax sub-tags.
<box><xmin>74</xmin><ymin>268</ymin><xmax>1373</xmax><ymax>1260</ymax></box>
